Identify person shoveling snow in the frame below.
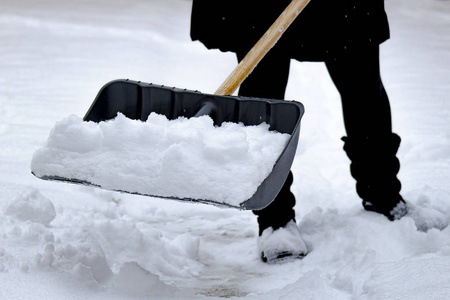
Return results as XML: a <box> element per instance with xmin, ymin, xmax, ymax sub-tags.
<box><xmin>191</xmin><ymin>0</ymin><xmax>408</xmax><ymax>263</ymax></box>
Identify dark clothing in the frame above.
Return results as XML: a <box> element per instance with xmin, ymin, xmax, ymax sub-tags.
<box><xmin>342</xmin><ymin>133</ymin><xmax>405</xmax><ymax>220</ymax></box>
<box><xmin>236</xmin><ymin>45</ymin><xmax>393</xmax><ymax>138</ymax></box>
<box><xmin>325</xmin><ymin>46</ymin><xmax>392</xmax><ymax>137</ymax></box>
<box><xmin>254</xmin><ymin>171</ymin><xmax>296</xmax><ymax>235</ymax></box>
<box><xmin>239</xmin><ymin>45</ymin><xmax>394</xmax><ymax>229</ymax></box>
<box><xmin>190</xmin><ymin>0</ymin><xmax>405</xmax><ymax>227</ymax></box>
<box><xmin>191</xmin><ymin>0</ymin><xmax>390</xmax><ymax>61</ymax></box>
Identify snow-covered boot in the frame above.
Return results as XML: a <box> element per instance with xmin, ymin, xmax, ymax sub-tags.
<box><xmin>258</xmin><ymin>220</ymin><xmax>308</xmax><ymax>264</ymax></box>
<box><xmin>253</xmin><ymin>172</ymin><xmax>307</xmax><ymax>263</ymax></box>
<box><xmin>342</xmin><ymin>133</ymin><xmax>408</xmax><ymax>220</ymax></box>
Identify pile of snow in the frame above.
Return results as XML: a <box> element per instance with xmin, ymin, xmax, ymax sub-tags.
<box><xmin>4</xmin><ymin>188</ymin><xmax>56</xmax><ymax>227</ymax></box>
<box><xmin>0</xmin><ymin>189</ymin><xmax>200</xmax><ymax>299</ymax></box>
<box><xmin>31</xmin><ymin>113</ymin><xmax>290</xmax><ymax>206</ymax></box>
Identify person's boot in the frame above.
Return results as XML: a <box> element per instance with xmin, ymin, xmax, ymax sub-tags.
<box><xmin>258</xmin><ymin>220</ymin><xmax>308</xmax><ymax>263</ymax></box>
<box><xmin>342</xmin><ymin>133</ymin><xmax>408</xmax><ymax>220</ymax></box>
<box><xmin>253</xmin><ymin>172</ymin><xmax>308</xmax><ymax>263</ymax></box>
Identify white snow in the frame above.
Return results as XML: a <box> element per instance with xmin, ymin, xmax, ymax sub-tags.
<box><xmin>31</xmin><ymin>113</ymin><xmax>290</xmax><ymax>206</ymax></box>
<box><xmin>1</xmin><ymin>0</ymin><xmax>450</xmax><ymax>299</ymax></box>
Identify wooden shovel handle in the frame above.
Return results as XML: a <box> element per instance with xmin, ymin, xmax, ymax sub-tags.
<box><xmin>214</xmin><ymin>0</ymin><xmax>311</xmax><ymax>96</ymax></box>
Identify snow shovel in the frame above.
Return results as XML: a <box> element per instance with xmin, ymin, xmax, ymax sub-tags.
<box><xmin>32</xmin><ymin>0</ymin><xmax>310</xmax><ymax>210</ymax></box>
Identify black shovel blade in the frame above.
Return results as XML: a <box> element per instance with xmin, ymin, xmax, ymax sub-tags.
<box><xmin>37</xmin><ymin>79</ymin><xmax>304</xmax><ymax>210</ymax></box>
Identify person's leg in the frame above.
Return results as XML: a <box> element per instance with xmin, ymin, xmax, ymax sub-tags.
<box><xmin>236</xmin><ymin>49</ymin><xmax>290</xmax><ymax>100</ymax></box>
<box><xmin>325</xmin><ymin>46</ymin><xmax>392</xmax><ymax>137</ymax></box>
<box><xmin>325</xmin><ymin>46</ymin><xmax>407</xmax><ymax>220</ymax></box>
<box><xmin>236</xmin><ymin>48</ymin><xmax>307</xmax><ymax>263</ymax></box>
<box><xmin>235</xmin><ymin>49</ymin><xmax>296</xmax><ymax>233</ymax></box>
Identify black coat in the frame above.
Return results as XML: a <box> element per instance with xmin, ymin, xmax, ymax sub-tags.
<box><xmin>190</xmin><ymin>0</ymin><xmax>390</xmax><ymax>61</ymax></box>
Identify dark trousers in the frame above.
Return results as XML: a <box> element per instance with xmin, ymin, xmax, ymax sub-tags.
<box><xmin>236</xmin><ymin>46</ymin><xmax>393</xmax><ymax>233</ymax></box>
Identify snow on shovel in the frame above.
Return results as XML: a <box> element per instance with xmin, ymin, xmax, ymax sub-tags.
<box><xmin>31</xmin><ymin>0</ymin><xmax>310</xmax><ymax>210</ymax></box>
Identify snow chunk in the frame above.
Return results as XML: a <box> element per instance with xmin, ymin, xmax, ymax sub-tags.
<box><xmin>31</xmin><ymin>113</ymin><xmax>290</xmax><ymax>206</ymax></box>
<box><xmin>111</xmin><ymin>262</ymin><xmax>192</xmax><ymax>298</ymax></box>
<box><xmin>47</xmin><ymin>114</ymin><xmax>103</xmax><ymax>153</ymax></box>
<box><xmin>4</xmin><ymin>188</ymin><xmax>56</xmax><ymax>226</ymax></box>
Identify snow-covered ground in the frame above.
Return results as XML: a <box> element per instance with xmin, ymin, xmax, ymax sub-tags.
<box><xmin>1</xmin><ymin>0</ymin><xmax>450</xmax><ymax>299</ymax></box>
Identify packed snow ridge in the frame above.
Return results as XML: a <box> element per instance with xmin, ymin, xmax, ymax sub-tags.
<box><xmin>31</xmin><ymin>113</ymin><xmax>290</xmax><ymax>206</ymax></box>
